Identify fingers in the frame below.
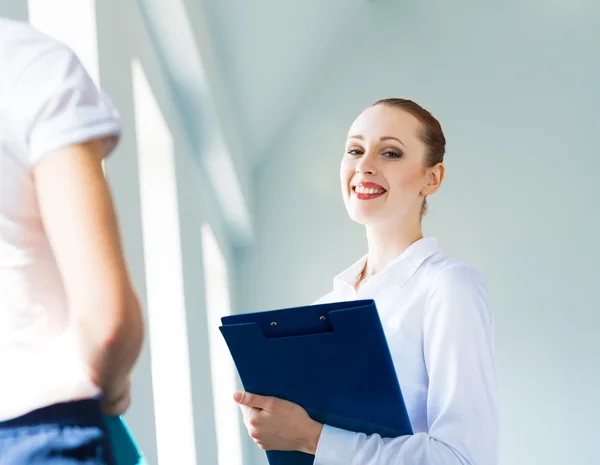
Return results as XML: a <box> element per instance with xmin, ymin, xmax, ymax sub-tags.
<box><xmin>101</xmin><ymin>392</ymin><xmax>131</xmax><ymax>416</ymax></box>
<box><xmin>238</xmin><ymin>404</ymin><xmax>256</xmax><ymax>421</ymax></box>
<box><xmin>100</xmin><ymin>379</ymin><xmax>132</xmax><ymax>416</ymax></box>
<box><xmin>238</xmin><ymin>405</ymin><xmax>259</xmax><ymax>430</ymax></box>
<box><xmin>238</xmin><ymin>405</ymin><xmax>268</xmax><ymax>449</ymax></box>
<box><xmin>234</xmin><ymin>391</ymin><xmax>277</xmax><ymax>411</ymax></box>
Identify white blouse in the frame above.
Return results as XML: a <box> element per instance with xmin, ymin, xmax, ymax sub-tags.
<box><xmin>312</xmin><ymin>237</ymin><xmax>498</xmax><ymax>465</ymax></box>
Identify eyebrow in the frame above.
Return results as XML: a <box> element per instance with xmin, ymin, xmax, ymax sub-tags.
<box><xmin>348</xmin><ymin>134</ymin><xmax>406</xmax><ymax>147</ymax></box>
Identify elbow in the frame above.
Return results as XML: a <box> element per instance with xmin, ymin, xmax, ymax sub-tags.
<box><xmin>78</xmin><ymin>285</ymin><xmax>145</xmax><ymax>354</ymax></box>
<box><xmin>103</xmin><ymin>288</ymin><xmax>145</xmax><ymax>351</ymax></box>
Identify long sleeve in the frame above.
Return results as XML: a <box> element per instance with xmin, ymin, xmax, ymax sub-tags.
<box><xmin>313</xmin><ymin>264</ymin><xmax>499</xmax><ymax>465</ymax></box>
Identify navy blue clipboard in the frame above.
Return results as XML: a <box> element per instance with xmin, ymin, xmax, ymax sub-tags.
<box><xmin>219</xmin><ymin>299</ymin><xmax>412</xmax><ymax>465</ymax></box>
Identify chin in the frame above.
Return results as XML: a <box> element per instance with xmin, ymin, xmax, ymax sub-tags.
<box><xmin>347</xmin><ymin>207</ymin><xmax>379</xmax><ymax>226</ymax></box>
<box><xmin>347</xmin><ymin>200</ymin><xmax>403</xmax><ymax>228</ymax></box>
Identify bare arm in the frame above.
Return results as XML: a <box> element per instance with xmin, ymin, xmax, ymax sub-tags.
<box><xmin>33</xmin><ymin>138</ymin><xmax>144</xmax><ymax>408</ymax></box>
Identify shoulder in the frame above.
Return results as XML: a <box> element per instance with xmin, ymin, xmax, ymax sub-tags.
<box><xmin>422</xmin><ymin>256</ymin><xmax>492</xmax><ymax>324</ymax></box>
<box><xmin>427</xmin><ymin>258</ymin><xmax>487</xmax><ymax>293</ymax></box>
<box><xmin>0</xmin><ymin>18</ymin><xmax>82</xmax><ymax>125</ymax></box>
<box><xmin>0</xmin><ymin>18</ymin><xmax>72</xmax><ymax>89</ymax></box>
<box><xmin>0</xmin><ymin>19</ymin><xmax>120</xmax><ymax>165</ymax></box>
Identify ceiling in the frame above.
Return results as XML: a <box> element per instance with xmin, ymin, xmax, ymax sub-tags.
<box><xmin>137</xmin><ymin>0</ymin><xmax>372</xmax><ymax>242</ymax></box>
<box><xmin>200</xmin><ymin>0</ymin><xmax>367</xmax><ymax>163</ymax></box>
<box><xmin>141</xmin><ymin>0</ymin><xmax>369</xmax><ymax>167</ymax></box>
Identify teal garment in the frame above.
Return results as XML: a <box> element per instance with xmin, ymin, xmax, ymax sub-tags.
<box><xmin>103</xmin><ymin>416</ymin><xmax>145</xmax><ymax>465</ymax></box>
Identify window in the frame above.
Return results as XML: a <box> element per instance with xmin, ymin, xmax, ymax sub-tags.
<box><xmin>132</xmin><ymin>59</ymin><xmax>197</xmax><ymax>464</ymax></box>
<box><xmin>202</xmin><ymin>223</ymin><xmax>244</xmax><ymax>465</ymax></box>
<box><xmin>27</xmin><ymin>0</ymin><xmax>100</xmax><ymax>85</ymax></box>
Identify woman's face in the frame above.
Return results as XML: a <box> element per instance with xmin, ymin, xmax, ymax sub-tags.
<box><xmin>340</xmin><ymin>104</ymin><xmax>443</xmax><ymax>229</ymax></box>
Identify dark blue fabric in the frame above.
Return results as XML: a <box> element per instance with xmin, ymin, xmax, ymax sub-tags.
<box><xmin>0</xmin><ymin>399</ymin><xmax>116</xmax><ymax>464</ymax></box>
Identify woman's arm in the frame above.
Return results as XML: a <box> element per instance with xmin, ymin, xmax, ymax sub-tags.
<box><xmin>314</xmin><ymin>264</ymin><xmax>498</xmax><ymax>465</ymax></box>
<box><xmin>34</xmin><ymin>139</ymin><xmax>144</xmax><ymax>409</ymax></box>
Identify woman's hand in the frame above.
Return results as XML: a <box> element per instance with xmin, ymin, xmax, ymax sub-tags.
<box><xmin>234</xmin><ymin>391</ymin><xmax>323</xmax><ymax>455</ymax></box>
<box><xmin>100</xmin><ymin>377</ymin><xmax>131</xmax><ymax>416</ymax></box>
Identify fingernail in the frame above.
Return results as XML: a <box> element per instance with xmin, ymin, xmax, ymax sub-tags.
<box><xmin>233</xmin><ymin>392</ymin><xmax>243</xmax><ymax>403</ymax></box>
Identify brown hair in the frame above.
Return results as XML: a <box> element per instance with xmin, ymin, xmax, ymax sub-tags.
<box><xmin>372</xmin><ymin>98</ymin><xmax>446</xmax><ymax>216</ymax></box>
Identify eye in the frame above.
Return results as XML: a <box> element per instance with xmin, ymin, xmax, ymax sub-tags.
<box><xmin>346</xmin><ymin>148</ymin><xmax>363</xmax><ymax>156</ymax></box>
<box><xmin>382</xmin><ymin>150</ymin><xmax>403</xmax><ymax>159</ymax></box>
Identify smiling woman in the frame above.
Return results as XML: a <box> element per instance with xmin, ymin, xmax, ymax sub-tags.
<box><xmin>236</xmin><ymin>98</ymin><xmax>498</xmax><ymax>465</ymax></box>
<box><xmin>343</xmin><ymin>98</ymin><xmax>446</xmax><ymax>221</ymax></box>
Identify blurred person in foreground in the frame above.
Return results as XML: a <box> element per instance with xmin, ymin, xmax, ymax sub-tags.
<box><xmin>0</xmin><ymin>17</ymin><xmax>144</xmax><ymax>464</ymax></box>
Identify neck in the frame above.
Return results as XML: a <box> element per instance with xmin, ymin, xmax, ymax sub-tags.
<box><xmin>363</xmin><ymin>220</ymin><xmax>424</xmax><ymax>279</ymax></box>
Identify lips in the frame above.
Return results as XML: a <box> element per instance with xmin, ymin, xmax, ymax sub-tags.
<box><xmin>351</xmin><ymin>182</ymin><xmax>387</xmax><ymax>200</ymax></box>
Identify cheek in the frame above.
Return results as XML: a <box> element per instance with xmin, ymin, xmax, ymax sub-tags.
<box><xmin>340</xmin><ymin>159</ymin><xmax>354</xmax><ymax>189</ymax></box>
<box><xmin>389</xmin><ymin>167</ymin><xmax>425</xmax><ymax>196</ymax></box>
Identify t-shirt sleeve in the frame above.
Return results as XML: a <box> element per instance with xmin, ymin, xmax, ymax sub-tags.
<box><xmin>10</xmin><ymin>41</ymin><xmax>121</xmax><ymax>166</ymax></box>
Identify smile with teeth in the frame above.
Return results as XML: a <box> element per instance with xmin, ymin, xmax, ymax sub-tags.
<box><xmin>352</xmin><ymin>184</ymin><xmax>387</xmax><ymax>200</ymax></box>
<box><xmin>355</xmin><ymin>186</ymin><xmax>385</xmax><ymax>195</ymax></box>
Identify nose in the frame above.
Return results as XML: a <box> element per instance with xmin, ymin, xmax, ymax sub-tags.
<box><xmin>355</xmin><ymin>151</ymin><xmax>377</xmax><ymax>175</ymax></box>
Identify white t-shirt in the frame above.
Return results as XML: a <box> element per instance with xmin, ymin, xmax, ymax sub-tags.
<box><xmin>0</xmin><ymin>18</ymin><xmax>122</xmax><ymax>421</ymax></box>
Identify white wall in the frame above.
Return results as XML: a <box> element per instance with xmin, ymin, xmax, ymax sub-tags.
<box><xmin>0</xmin><ymin>0</ymin><xmax>26</xmax><ymax>20</ymax></box>
<box><xmin>92</xmin><ymin>4</ymin><xmax>156</xmax><ymax>463</ymax></box>
<box><xmin>241</xmin><ymin>1</ymin><xmax>600</xmax><ymax>464</ymax></box>
<box><xmin>97</xmin><ymin>3</ymin><xmax>243</xmax><ymax>464</ymax></box>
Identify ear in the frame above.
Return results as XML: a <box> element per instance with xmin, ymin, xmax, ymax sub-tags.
<box><xmin>421</xmin><ymin>162</ymin><xmax>445</xmax><ymax>196</ymax></box>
